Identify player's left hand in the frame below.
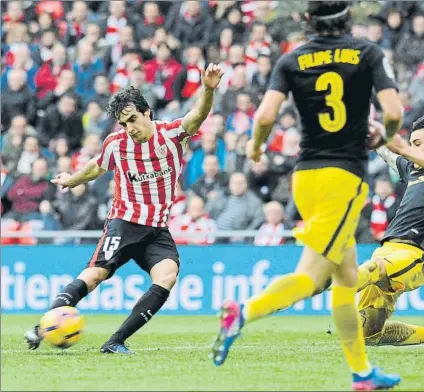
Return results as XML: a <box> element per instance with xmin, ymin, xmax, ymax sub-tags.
<box><xmin>202</xmin><ymin>63</ymin><xmax>224</xmax><ymax>90</ymax></box>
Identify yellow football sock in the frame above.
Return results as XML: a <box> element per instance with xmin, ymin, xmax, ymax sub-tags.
<box><xmin>356</xmin><ymin>260</ymin><xmax>380</xmax><ymax>292</ymax></box>
<box><xmin>332</xmin><ymin>286</ymin><xmax>371</xmax><ymax>374</ymax></box>
<box><xmin>380</xmin><ymin>321</ymin><xmax>424</xmax><ymax>346</ymax></box>
<box><xmin>245</xmin><ymin>273</ymin><xmax>315</xmax><ymax>323</ymax></box>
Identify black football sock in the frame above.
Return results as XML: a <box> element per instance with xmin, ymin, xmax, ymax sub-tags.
<box><xmin>49</xmin><ymin>279</ymin><xmax>88</xmax><ymax>310</ymax></box>
<box><xmin>109</xmin><ymin>284</ymin><xmax>170</xmax><ymax>343</ymax></box>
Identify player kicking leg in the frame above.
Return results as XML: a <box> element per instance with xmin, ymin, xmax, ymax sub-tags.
<box><xmin>25</xmin><ymin>219</ymin><xmax>180</xmax><ymax>354</ymax></box>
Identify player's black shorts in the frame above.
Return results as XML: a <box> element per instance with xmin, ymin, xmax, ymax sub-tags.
<box><xmin>86</xmin><ymin>219</ymin><xmax>180</xmax><ymax>279</ymax></box>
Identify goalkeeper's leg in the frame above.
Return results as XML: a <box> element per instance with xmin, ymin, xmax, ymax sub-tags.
<box><xmin>360</xmin><ymin>306</ymin><xmax>424</xmax><ymax>346</ymax></box>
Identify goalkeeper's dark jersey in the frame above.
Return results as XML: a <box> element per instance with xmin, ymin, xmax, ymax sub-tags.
<box><xmin>382</xmin><ymin>157</ymin><xmax>424</xmax><ymax>250</ymax></box>
<box><xmin>268</xmin><ymin>34</ymin><xmax>397</xmax><ymax>179</ymax></box>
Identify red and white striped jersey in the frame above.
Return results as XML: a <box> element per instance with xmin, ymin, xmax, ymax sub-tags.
<box><xmin>254</xmin><ymin>223</ymin><xmax>286</xmax><ymax>246</ymax></box>
<box><xmin>96</xmin><ymin>119</ymin><xmax>190</xmax><ymax>227</ymax></box>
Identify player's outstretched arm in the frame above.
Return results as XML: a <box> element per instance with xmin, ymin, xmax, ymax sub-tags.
<box><xmin>247</xmin><ymin>90</ymin><xmax>286</xmax><ymax>162</ymax></box>
<box><xmin>375</xmin><ymin>146</ymin><xmax>400</xmax><ymax>174</ymax></box>
<box><xmin>181</xmin><ymin>63</ymin><xmax>224</xmax><ymax>136</ymax></box>
<box><xmin>51</xmin><ymin>158</ymin><xmax>106</xmax><ymax>189</ymax></box>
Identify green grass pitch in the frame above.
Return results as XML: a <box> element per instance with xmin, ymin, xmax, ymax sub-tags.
<box><xmin>1</xmin><ymin>315</ymin><xmax>422</xmax><ymax>391</ymax></box>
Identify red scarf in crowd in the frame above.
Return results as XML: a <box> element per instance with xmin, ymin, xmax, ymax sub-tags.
<box><xmin>370</xmin><ymin>194</ymin><xmax>396</xmax><ymax>238</ymax></box>
<box><xmin>181</xmin><ymin>64</ymin><xmax>202</xmax><ymax>99</ymax></box>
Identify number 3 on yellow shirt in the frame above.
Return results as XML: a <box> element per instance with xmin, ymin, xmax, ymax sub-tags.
<box><xmin>315</xmin><ymin>71</ymin><xmax>347</xmax><ymax>133</ymax></box>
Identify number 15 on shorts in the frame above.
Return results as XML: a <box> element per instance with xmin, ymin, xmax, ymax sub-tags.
<box><xmin>103</xmin><ymin>237</ymin><xmax>121</xmax><ymax>260</ymax></box>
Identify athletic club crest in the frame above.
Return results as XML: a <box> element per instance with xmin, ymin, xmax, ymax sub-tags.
<box><xmin>155</xmin><ymin>145</ymin><xmax>167</xmax><ymax>159</ymax></box>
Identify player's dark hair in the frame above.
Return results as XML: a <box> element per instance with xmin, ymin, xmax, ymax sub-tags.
<box><xmin>412</xmin><ymin>115</ymin><xmax>424</xmax><ymax>133</ymax></box>
<box><xmin>107</xmin><ymin>86</ymin><xmax>152</xmax><ymax>121</ymax></box>
<box><xmin>307</xmin><ymin>1</ymin><xmax>352</xmax><ymax>35</ymax></box>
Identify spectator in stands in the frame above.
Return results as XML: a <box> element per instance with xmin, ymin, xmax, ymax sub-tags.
<box><xmin>224</xmin><ymin>132</ymin><xmax>249</xmax><ymax>174</ymax></box>
<box><xmin>215</xmin><ymin>28</ymin><xmax>234</xmax><ymax>62</ymax></box>
<box><xmin>2</xmin><ymin>116</ymin><xmax>38</xmax><ymax>173</ymax></box>
<box><xmin>32</xmin><ymin>28</ymin><xmax>59</xmax><ymax>65</ymax></box>
<box><xmin>14</xmin><ymin>136</ymin><xmax>43</xmax><ymax>177</ymax></box>
<box><xmin>55</xmin><ymin>184</ymin><xmax>98</xmax><ymax>231</ymax></box>
<box><xmin>73</xmin><ymin>41</ymin><xmax>105</xmax><ymax>104</ymax></box>
<box><xmin>191</xmin><ymin>155</ymin><xmax>229</xmax><ymax>202</ymax></box>
<box><xmin>2</xmin><ymin>44</ymin><xmax>39</xmax><ymax>93</ymax></box>
<box><xmin>128</xmin><ymin>67</ymin><xmax>157</xmax><ymax>111</ymax></box>
<box><xmin>1</xmin><ymin>68</ymin><xmax>36</xmax><ymax>130</ymax></box>
<box><xmin>367</xmin><ymin>19</ymin><xmax>390</xmax><ymax>48</ymax></box>
<box><xmin>362</xmin><ymin>176</ymin><xmax>401</xmax><ymax>241</ymax></box>
<box><xmin>104</xmin><ymin>24</ymin><xmax>136</xmax><ymax>71</ymax></box>
<box><xmin>383</xmin><ymin>8</ymin><xmax>406</xmax><ymax>50</ymax></box>
<box><xmin>1</xmin><ymin>157</ymin><xmax>14</xmax><ymax>213</ymax></box>
<box><xmin>34</xmin><ymin>43</ymin><xmax>71</xmax><ymax>99</ymax></box>
<box><xmin>2</xmin><ymin>1</ymin><xmax>25</xmax><ymax>31</ymax></box>
<box><xmin>63</xmin><ymin>0</ymin><xmax>96</xmax><ymax>48</ymax></box>
<box><xmin>38</xmin><ymin>93</ymin><xmax>84</xmax><ymax>150</ymax></box>
<box><xmin>395</xmin><ymin>12</ymin><xmax>424</xmax><ymax>76</ymax></box>
<box><xmin>100</xmin><ymin>0</ymin><xmax>129</xmax><ymax>46</ymax></box>
<box><xmin>82</xmin><ymin>101</ymin><xmax>112</xmax><ymax>137</ymax></box>
<box><xmin>245</xmin><ymin>22</ymin><xmax>274</xmax><ymax>66</ymax></box>
<box><xmin>51</xmin><ymin>137</ymin><xmax>70</xmax><ymax>166</ymax></box>
<box><xmin>54</xmin><ymin>156</ymin><xmax>72</xmax><ymax>178</ymax></box>
<box><xmin>77</xmin><ymin>22</ymin><xmax>109</xmax><ymax>61</ymax></box>
<box><xmin>174</xmin><ymin>1</ymin><xmax>213</xmax><ymax>50</ymax></box>
<box><xmin>250</xmin><ymin>55</ymin><xmax>272</xmax><ymax>100</ymax></box>
<box><xmin>219</xmin><ymin>63</ymin><xmax>257</xmax><ymax>117</ymax></box>
<box><xmin>254</xmin><ymin>201</ymin><xmax>287</xmax><ymax>246</ymax></box>
<box><xmin>92</xmin><ymin>74</ymin><xmax>111</xmax><ymax>109</ymax></box>
<box><xmin>247</xmin><ymin>154</ymin><xmax>277</xmax><ymax>203</ymax></box>
<box><xmin>4</xmin><ymin>157</ymin><xmax>56</xmax><ymax>222</ymax></box>
<box><xmin>269</xmin><ymin>128</ymin><xmax>300</xmax><ymax>205</ymax></box>
<box><xmin>136</xmin><ymin>1</ymin><xmax>165</xmax><ymax>40</ymax></box>
<box><xmin>37</xmin><ymin>69</ymin><xmax>79</xmax><ymax>112</ymax></box>
<box><xmin>185</xmin><ymin>132</ymin><xmax>226</xmax><ymax>187</ymax></box>
<box><xmin>226</xmin><ymin>93</ymin><xmax>254</xmax><ymax>137</ymax></box>
<box><xmin>171</xmin><ymin>46</ymin><xmax>204</xmax><ymax>112</ymax></box>
<box><xmin>169</xmin><ymin>195</ymin><xmax>217</xmax><ymax>245</ymax></box>
<box><xmin>71</xmin><ymin>133</ymin><xmax>102</xmax><ymax>172</ymax></box>
<box><xmin>144</xmin><ymin>41</ymin><xmax>183</xmax><ymax>109</ymax></box>
<box><xmin>96</xmin><ymin>179</ymin><xmax>115</xmax><ymax>223</ymax></box>
<box><xmin>409</xmin><ymin>63</ymin><xmax>424</xmax><ymax>106</ymax></box>
<box><xmin>3</xmin><ymin>23</ymin><xmax>33</xmax><ymax>68</ymax></box>
<box><xmin>218</xmin><ymin>44</ymin><xmax>245</xmax><ymax>94</ymax></box>
<box><xmin>169</xmin><ymin>180</ymin><xmax>187</xmax><ymax>220</ymax></box>
<box><xmin>206</xmin><ymin>172</ymin><xmax>264</xmax><ymax>233</ymax></box>
<box><xmin>218</xmin><ymin>5</ymin><xmax>246</xmax><ymax>43</ymax></box>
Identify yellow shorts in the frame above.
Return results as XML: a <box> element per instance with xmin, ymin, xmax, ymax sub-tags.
<box><xmin>292</xmin><ymin>167</ymin><xmax>368</xmax><ymax>264</ymax></box>
<box><xmin>358</xmin><ymin>242</ymin><xmax>424</xmax><ymax>314</ymax></box>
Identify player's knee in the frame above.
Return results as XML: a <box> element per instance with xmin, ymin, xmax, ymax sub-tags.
<box><xmin>78</xmin><ymin>267</ymin><xmax>109</xmax><ymax>291</ymax></box>
<box><xmin>151</xmin><ymin>258</ymin><xmax>178</xmax><ymax>290</ymax></box>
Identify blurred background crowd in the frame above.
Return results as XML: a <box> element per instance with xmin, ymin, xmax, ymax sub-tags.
<box><xmin>1</xmin><ymin>0</ymin><xmax>423</xmax><ymax>245</ymax></box>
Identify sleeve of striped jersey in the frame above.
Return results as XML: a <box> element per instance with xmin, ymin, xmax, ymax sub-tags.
<box><xmin>161</xmin><ymin>118</ymin><xmax>190</xmax><ymax>142</ymax></box>
<box><xmin>96</xmin><ymin>136</ymin><xmax>116</xmax><ymax>171</ymax></box>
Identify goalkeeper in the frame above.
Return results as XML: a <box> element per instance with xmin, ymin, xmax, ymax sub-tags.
<box><xmin>356</xmin><ymin>117</ymin><xmax>424</xmax><ymax>346</ymax></box>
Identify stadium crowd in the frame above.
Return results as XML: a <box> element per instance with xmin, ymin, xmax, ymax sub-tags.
<box><xmin>1</xmin><ymin>0</ymin><xmax>424</xmax><ymax>245</ymax></box>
